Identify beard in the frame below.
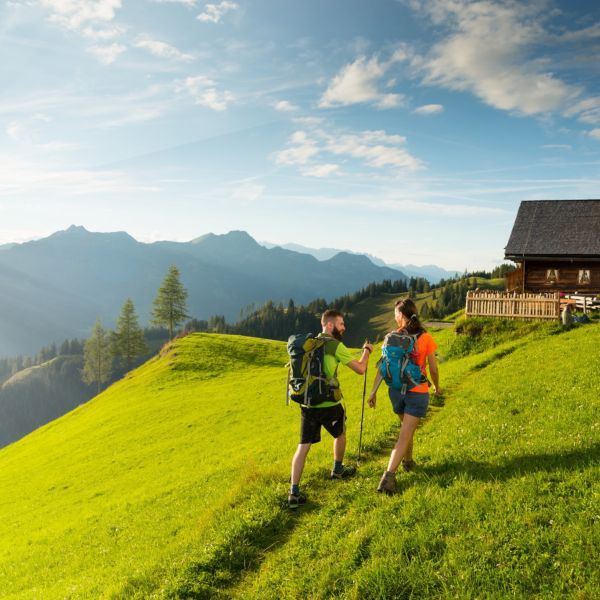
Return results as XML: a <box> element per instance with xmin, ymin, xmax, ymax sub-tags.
<box><xmin>332</xmin><ymin>326</ymin><xmax>344</xmax><ymax>341</ymax></box>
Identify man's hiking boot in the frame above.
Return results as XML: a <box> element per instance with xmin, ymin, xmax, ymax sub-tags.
<box><xmin>402</xmin><ymin>459</ymin><xmax>416</xmax><ymax>473</ymax></box>
<box><xmin>287</xmin><ymin>491</ymin><xmax>307</xmax><ymax>509</ymax></box>
<box><xmin>330</xmin><ymin>465</ymin><xmax>357</xmax><ymax>480</ymax></box>
<box><xmin>377</xmin><ymin>471</ymin><xmax>396</xmax><ymax>495</ymax></box>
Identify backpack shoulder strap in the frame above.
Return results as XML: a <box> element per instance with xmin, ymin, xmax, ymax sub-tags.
<box><xmin>317</xmin><ymin>333</ymin><xmax>342</xmax><ymax>380</ymax></box>
<box><xmin>316</xmin><ymin>333</ymin><xmax>340</xmax><ymax>353</ymax></box>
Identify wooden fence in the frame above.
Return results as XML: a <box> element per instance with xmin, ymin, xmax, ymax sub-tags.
<box><xmin>562</xmin><ymin>294</ymin><xmax>600</xmax><ymax>312</ymax></box>
<box><xmin>465</xmin><ymin>291</ymin><xmax>560</xmax><ymax>320</ymax></box>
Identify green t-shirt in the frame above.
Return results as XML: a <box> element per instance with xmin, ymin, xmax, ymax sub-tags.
<box><xmin>312</xmin><ymin>336</ymin><xmax>355</xmax><ymax>408</ymax></box>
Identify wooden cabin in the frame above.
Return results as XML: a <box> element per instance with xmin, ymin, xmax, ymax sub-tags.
<box><xmin>504</xmin><ymin>199</ymin><xmax>600</xmax><ymax>294</ymax></box>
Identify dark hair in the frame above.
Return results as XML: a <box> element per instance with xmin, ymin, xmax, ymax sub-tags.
<box><xmin>321</xmin><ymin>308</ymin><xmax>343</xmax><ymax>326</ymax></box>
<box><xmin>395</xmin><ymin>298</ymin><xmax>425</xmax><ymax>335</ymax></box>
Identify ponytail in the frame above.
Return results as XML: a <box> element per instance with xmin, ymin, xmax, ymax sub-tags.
<box><xmin>395</xmin><ymin>298</ymin><xmax>425</xmax><ymax>335</ymax></box>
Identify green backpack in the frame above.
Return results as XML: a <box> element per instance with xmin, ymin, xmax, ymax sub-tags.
<box><xmin>286</xmin><ymin>333</ymin><xmax>340</xmax><ymax>407</ymax></box>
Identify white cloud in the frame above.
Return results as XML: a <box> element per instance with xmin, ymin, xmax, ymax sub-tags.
<box><xmin>273</xmin><ymin>100</ymin><xmax>299</xmax><ymax>112</ymax></box>
<box><xmin>40</xmin><ymin>1</ymin><xmax>128</xmax><ymax>64</ymax></box>
<box><xmin>87</xmin><ymin>43</ymin><xmax>126</xmax><ymax>65</ymax></box>
<box><xmin>197</xmin><ymin>1</ymin><xmax>238</xmax><ymax>23</ymax></box>
<box><xmin>412</xmin><ymin>0</ymin><xmax>581</xmax><ymax>116</ymax></box>
<box><xmin>81</xmin><ymin>24</ymin><xmax>127</xmax><ymax>40</ymax></box>
<box><xmin>589</xmin><ymin>129</ymin><xmax>600</xmax><ymax>140</ymax></box>
<box><xmin>319</xmin><ymin>55</ymin><xmax>405</xmax><ymax>109</ymax></box>
<box><xmin>134</xmin><ymin>37</ymin><xmax>194</xmax><ymax>62</ymax></box>
<box><xmin>274</xmin><ymin>131</ymin><xmax>319</xmax><ymax>166</ymax></box>
<box><xmin>325</xmin><ymin>131</ymin><xmax>423</xmax><ymax>170</ymax></box>
<box><xmin>414</xmin><ymin>104</ymin><xmax>444</xmax><ymax>115</ymax></box>
<box><xmin>564</xmin><ymin>97</ymin><xmax>600</xmax><ymax>125</ymax></box>
<box><xmin>0</xmin><ymin>155</ymin><xmax>155</xmax><ymax>198</ymax></box>
<box><xmin>0</xmin><ymin>85</ymin><xmax>172</xmax><ymax>131</ymax></box>
<box><xmin>274</xmin><ymin>126</ymin><xmax>423</xmax><ymax>174</ymax></box>
<box><xmin>541</xmin><ymin>144</ymin><xmax>572</xmax><ymax>150</ymax></box>
<box><xmin>5</xmin><ymin>114</ymin><xmax>81</xmax><ymax>151</ymax></box>
<box><xmin>302</xmin><ymin>164</ymin><xmax>340</xmax><ymax>178</ymax></box>
<box><xmin>231</xmin><ymin>182</ymin><xmax>265</xmax><ymax>203</ymax></box>
<box><xmin>176</xmin><ymin>75</ymin><xmax>234</xmax><ymax>111</ymax></box>
<box><xmin>41</xmin><ymin>0</ymin><xmax>122</xmax><ymax>31</ymax></box>
<box><xmin>558</xmin><ymin>22</ymin><xmax>600</xmax><ymax>42</ymax></box>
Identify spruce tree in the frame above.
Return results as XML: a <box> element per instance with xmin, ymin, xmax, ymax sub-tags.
<box><xmin>82</xmin><ymin>319</ymin><xmax>113</xmax><ymax>394</ymax></box>
<box><xmin>152</xmin><ymin>265</ymin><xmax>189</xmax><ymax>339</ymax></box>
<box><xmin>112</xmin><ymin>299</ymin><xmax>148</xmax><ymax>370</ymax></box>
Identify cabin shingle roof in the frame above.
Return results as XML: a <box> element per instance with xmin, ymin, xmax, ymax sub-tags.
<box><xmin>504</xmin><ymin>199</ymin><xmax>600</xmax><ymax>259</ymax></box>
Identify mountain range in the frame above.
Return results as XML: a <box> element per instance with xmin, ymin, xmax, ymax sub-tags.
<box><xmin>0</xmin><ymin>226</ymin><xmax>406</xmax><ymax>356</ymax></box>
<box><xmin>261</xmin><ymin>241</ymin><xmax>459</xmax><ymax>283</ymax></box>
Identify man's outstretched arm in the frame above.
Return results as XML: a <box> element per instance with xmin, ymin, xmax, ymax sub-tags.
<box><xmin>346</xmin><ymin>343</ymin><xmax>373</xmax><ymax>375</ymax></box>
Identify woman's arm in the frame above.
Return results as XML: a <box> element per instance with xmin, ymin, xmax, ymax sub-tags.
<box><xmin>427</xmin><ymin>351</ymin><xmax>442</xmax><ymax>395</ymax></box>
<box><xmin>368</xmin><ymin>370</ymin><xmax>384</xmax><ymax>408</ymax></box>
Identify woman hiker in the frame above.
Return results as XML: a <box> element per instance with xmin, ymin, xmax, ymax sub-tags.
<box><xmin>367</xmin><ymin>298</ymin><xmax>442</xmax><ymax>494</ymax></box>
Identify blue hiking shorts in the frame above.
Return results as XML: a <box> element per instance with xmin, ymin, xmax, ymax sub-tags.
<box><xmin>388</xmin><ymin>389</ymin><xmax>429</xmax><ymax>418</ymax></box>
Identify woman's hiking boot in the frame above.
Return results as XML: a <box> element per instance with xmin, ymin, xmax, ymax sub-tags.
<box><xmin>330</xmin><ymin>465</ymin><xmax>357</xmax><ymax>480</ymax></box>
<box><xmin>288</xmin><ymin>491</ymin><xmax>307</xmax><ymax>509</ymax></box>
<box><xmin>377</xmin><ymin>471</ymin><xmax>396</xmax><ymax>494</ymax></box>
<box><xmin>402</xmin><ymin>459</ymin><xmax>416</xmax><ymax>473</ymax></box>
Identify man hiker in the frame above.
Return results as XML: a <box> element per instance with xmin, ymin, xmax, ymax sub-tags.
<box><xmin>288</xmin><ymin>309</ymin><xmax>373</xmax><ymax>508</ymax></box>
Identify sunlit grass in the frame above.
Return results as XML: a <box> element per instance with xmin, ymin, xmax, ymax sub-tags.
<box><xmin>0</xmin><ymin>321</ymin><xmax>598</xmax><ymax>598</ymax></box>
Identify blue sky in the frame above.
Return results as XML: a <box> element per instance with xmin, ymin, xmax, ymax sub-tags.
<box><xmin>2</xmin><ymin>0</ymin><xmax>600</xmax><ymax>269</ymax></box>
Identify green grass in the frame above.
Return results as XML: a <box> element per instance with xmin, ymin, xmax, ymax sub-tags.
<box><xmin>1</xmin><ymin>320</ymin><xmax>599</xmax><ymax>598</ymax></box>
<box><xmin>346</xmin><ymin>290</ymin><xmax>457</xmax><ymax>346</ymax></box>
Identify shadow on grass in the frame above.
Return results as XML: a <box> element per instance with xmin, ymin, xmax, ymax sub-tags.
<box><xmin>161</xmin><ymin>484</ymin><xmax>321</xmax><ymax>599</ymax></box>
<box><xmin>418</xmin><ymin>442</ymin><xmax>600</xmax><ymax>487</ymax></box>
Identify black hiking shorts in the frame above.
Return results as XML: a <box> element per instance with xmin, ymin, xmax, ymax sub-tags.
<box><xmin>300</xmin><ymin>403</ymin><xmax>346</xmax><ymax>444</ymax></box>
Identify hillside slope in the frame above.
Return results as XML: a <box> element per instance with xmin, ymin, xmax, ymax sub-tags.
<box><xmin>342</xmin><ymin>276</ymin><xmax>505</xmax><ymax>346</ymax></box>
<box><xmin>0</xmin><ymin>356</ymin><xmax>94</xmax><ymax>448</ymax></box>
<box><xmin>0</xmin><ymin>325</ymin><xmax>598</xmax><ymax>598</ymax></box>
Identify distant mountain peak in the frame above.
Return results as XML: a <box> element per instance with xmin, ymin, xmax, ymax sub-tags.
<box><xmin>67</xmin><ymin>224</ymin><xmax>88</xmax><ymax>233</ymax></box>
<box><xmin>327</xmin><ymin>251</ymin><xmax>372</xmax><ymax>265</ymax></box>
<box><xmin>48</xmin><ymin>225</ymin><xmax>136</xmax><ymax>244</ymax></box>
<box><xmin>54</xmin><ymin>225</ymin><xmax>90</xmax><ymax>237</ymax></box>
<box><xmin>190</xmin><ymin>230</ymin><xmax>261</xmax><ymax>251</ymax></box>
<box><xmin>219</xmin><ymin>230</ymin><xmax>258</xmax><ymax>244</ymax></box>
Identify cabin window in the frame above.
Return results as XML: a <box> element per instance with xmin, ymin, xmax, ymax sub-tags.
<box><xmin>578</xmin><ymin>269</ymin><xmax>591</xmax><ymax>285</ymax></box>
<box><xmin>546</xmin><ymin>269</ymin><xmax>559</xmax><ymax>284</ymax></box>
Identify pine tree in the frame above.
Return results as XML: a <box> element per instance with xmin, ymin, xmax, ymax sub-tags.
<box><xmin>82</xmin><ymin>320</ymin><xmax>113</xmax><ymax>394</ymax></box>
<box><xmin>151</xmin><ymin>265</ymin><xmax>189</xmax><ymax>339</ymax></box>
<box><xmin>112</xmin><ymin>299</ymin><xmax>148</xmax><ymax>370</ymax></box>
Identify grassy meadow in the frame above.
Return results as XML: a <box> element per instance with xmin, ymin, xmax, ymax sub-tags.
<box><xmin>345</xmin><ymin>276</ymin><xmax>505</xmax><ymax>345</ymax></box>
<box><xmin>0</xmin><ymin>315</ymin><xmax>598</xmax><ymax>598</ymax></box>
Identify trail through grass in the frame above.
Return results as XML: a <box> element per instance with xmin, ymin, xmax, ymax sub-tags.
<box><xmin>0</xmin><ymin>322</ymin><xmax>598</xmax><ymax>598</ymax></box>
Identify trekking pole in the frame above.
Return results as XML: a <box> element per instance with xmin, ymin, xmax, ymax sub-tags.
<box><xmin>357</xmin><ymin>338</ymin><xmax>370</xmax><ymax>463</ymax></box>
<box><xmin>358</xmin><ymin>335</ymin><xmax>379</xmax><ymax>463</ymax></box>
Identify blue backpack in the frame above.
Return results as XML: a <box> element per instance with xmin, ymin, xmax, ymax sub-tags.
<box><xmin>378</xmin><ymin>331</ymin><xmax>426</xmax><ymax>394</ymax></box>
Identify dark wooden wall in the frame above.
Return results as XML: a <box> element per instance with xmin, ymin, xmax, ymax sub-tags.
<box><xmin>524</xmin><ymin>261</ymin><xmax>600</xmax><ymax>294</ymax></box>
